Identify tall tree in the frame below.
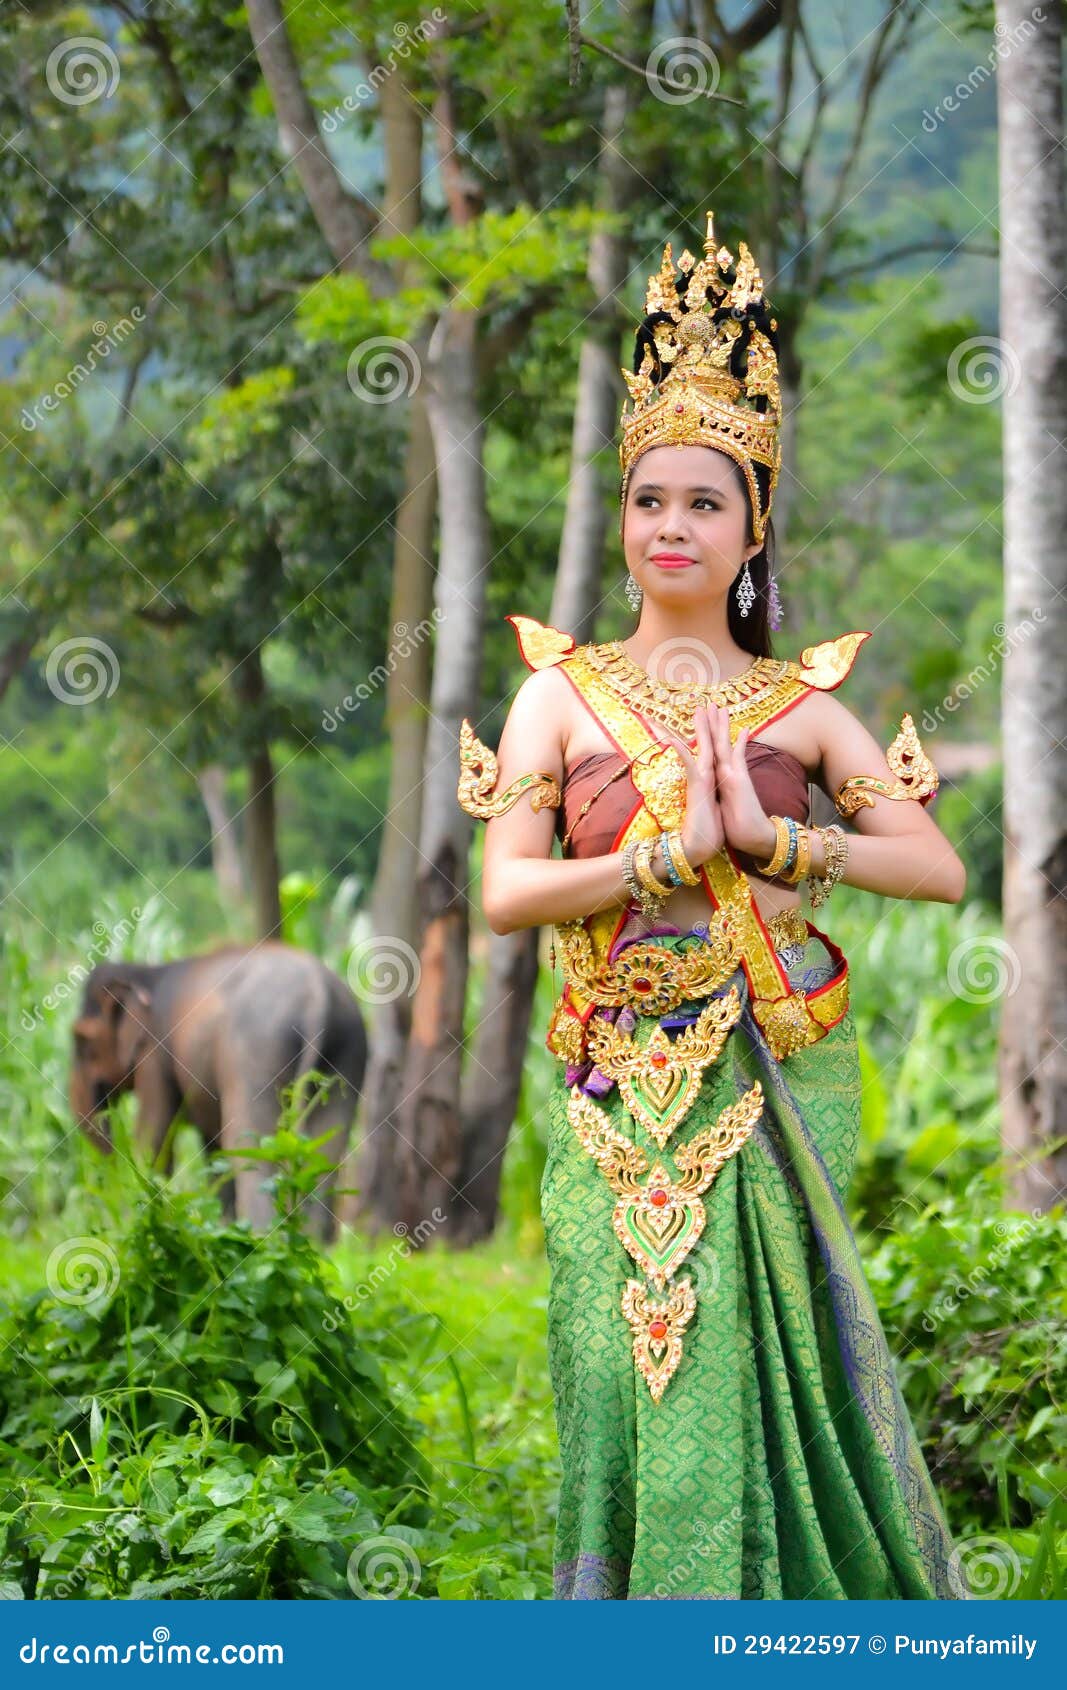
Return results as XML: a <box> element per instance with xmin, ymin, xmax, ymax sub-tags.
<box><xmin>995</xmin><ymin>0</ymin><xmax>1067</xmax><ymax>1211</ymax></box>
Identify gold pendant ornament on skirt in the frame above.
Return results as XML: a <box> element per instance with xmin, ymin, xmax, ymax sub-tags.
<box><xmin>552</xmin><ymin>903</ymin><xmax>743</xmax><ymax>1015</ymax></box>
<box><xmin>568</xmin><ymin>1079</ymin><xmax>764</xmax><ymax>1401</ymax></box>
<box><xmin>585</xmin><ymin>987</ymin><xmax>743</xmax><ymax>1147</ymax></box>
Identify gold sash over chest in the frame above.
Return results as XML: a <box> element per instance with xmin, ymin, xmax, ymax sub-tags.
<box><xmin>534</xmin><ymin>626</ymin><xmax>855</xmax><ymax>1065</ymax></box>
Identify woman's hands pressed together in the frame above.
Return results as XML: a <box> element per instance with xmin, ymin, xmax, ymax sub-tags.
<box><xmin>662</xmin><ymin>703</ymin><xmax>777</xmax><ymax>867</ymax></box>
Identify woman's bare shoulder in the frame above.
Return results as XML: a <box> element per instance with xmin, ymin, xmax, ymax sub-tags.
<box><xmin>500</xmin><ymin>664</ymin><xmax>574</xmax><ymax>771</ymax></box>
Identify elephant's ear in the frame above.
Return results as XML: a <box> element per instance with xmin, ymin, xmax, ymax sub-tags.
<box><xmin>96</xmin><ymin>974</ymin><xmax>152</xmax><ymax>1014</ymax></box>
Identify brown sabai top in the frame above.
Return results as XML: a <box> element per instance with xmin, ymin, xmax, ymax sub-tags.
<box><xmin>557</xmin><ymin>738</ymin><xmax>809</xmax><ymax>885</ymax></box>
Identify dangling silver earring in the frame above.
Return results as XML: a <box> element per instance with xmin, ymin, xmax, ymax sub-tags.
<box><xmin>735</xmin><ymin>559</ymin><xmax>755</xmax><ymax>618</ymax></box>
<box><xmin>624</xmin><ymin>573</ymin><xmax>642</xmax><ymax>611</ymax></box>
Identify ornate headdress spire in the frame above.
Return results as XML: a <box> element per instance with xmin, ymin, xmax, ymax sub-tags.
<box><xmin>619</xmin><ymin>211</ymin><xmax>782</xmax><ymax>543</ymax></box>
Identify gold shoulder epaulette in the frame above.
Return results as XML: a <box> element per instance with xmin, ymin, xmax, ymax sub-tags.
<box><xmin>793</xmin><ymin>630</ymin><xmax>871</xmax><ymax>692</ymax></box>
<box><xmin>506</xmin><ymin>614</ymin><xmax>576</xmax><ymax>672</ymax></box>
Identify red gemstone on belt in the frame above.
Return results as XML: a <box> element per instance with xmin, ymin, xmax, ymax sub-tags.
<box><xmin>649</xmin><ymin>1187</ymin><xmax>668</xmax><ymax>1207</ymax></box>
<box><xmin>649</xmin><ymin>1319</ymin><xmax>668</xmax><ymax>1341</ymax></box>
<box><xmin>633</xmin><ymin>976</ymin><xmax>652</xmax><ymax>993</ymax></box>
<box><xmin>650</xmin><ymin>1051</ymin><xmax>667</xmax><ymax>1067</ymax></box>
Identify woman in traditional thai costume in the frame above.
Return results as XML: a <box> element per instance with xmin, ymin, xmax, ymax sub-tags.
<box><xmin>458</xmin><ymin>212</ymin><xmax>967</xmax><ymax>1600</ymax></box>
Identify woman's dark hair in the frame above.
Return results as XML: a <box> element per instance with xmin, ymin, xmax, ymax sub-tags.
<box><xmin>724</xmin><ymin>457</ymin><xmax>776</xmax><ymax>661</ymax></box>
<box><xmin>619</xmin><ymin>455</ymin><xmax>778</xmax><ymax>660</ymax></box>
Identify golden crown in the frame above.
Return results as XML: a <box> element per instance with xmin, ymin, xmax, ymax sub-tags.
<box><xmin>619</xmin><ymin>211</ymin><xmax>782</xmax><ymax>543</ymax></box>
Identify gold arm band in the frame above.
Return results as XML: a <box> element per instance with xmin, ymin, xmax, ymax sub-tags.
<box><xmin>832</xmin><ymin>713</ymin><xmax>939</xmax><ymax>820</ymax></box>
<box><xmin>457</xmin><ymin>718</ymin><xmax>561</xmax><ymax>820</ymax></box>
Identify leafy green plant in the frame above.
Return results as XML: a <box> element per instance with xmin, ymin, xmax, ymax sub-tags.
<box><xmin>866</xmin><ymin>1163</ymin><xmax>1067</xmax><ymax>1547</ymax></box>
<box><xmin>0</xmin><ymin>1121</ymin><xmax>549</xmax><ymax>1597</ymax></box>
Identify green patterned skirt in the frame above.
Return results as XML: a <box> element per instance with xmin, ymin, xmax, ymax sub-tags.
<box><xmin>540</xmin><ymin>926</ymin><xmax>961</xmax><ymax>1600</ymax></box>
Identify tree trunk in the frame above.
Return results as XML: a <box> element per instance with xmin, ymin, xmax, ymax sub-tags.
<box><xmin>0</xmin><ymin>626</ymin><xmax>36</xmax><ymax>705</ymax></box>
<box><xmin>343</xmin><ymin>390</ymin><xmax>438</xmax><ymax>1230</ymax></box>
<box><xmin>387</xmin><ymin>307</ymin><xmax>489</xmax><ymax>1236</ymax></box>
<box><xmin>245</xmin><ymin>0</ymin><xmax>385</xmax><ymax>278</ymax></box>
<box><xmin>338</xmin><ymin>66</ymin><xmax>441</xmax><ymax>1234</ymax></box>
<box><xmin>233</xmin><ymin>646</ymin><xmax>282</xmax><ymax>941</ymax></box>
<box><xmin>455</xmin><ymin>78</ymin><xmax>634</xmax><ymax>1241</ymax></box>
<box><xmin>996</xmin><ymin>0</ymin><xmax>1067</xmax><ymax>1213</ymax></box>
<box><xmin>197</xmin><ymin>763</ymin><xmax>247</xmax><ymax>906</ymax></box>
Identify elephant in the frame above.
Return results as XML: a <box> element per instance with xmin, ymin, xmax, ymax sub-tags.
<box><xmin>70</xmin><ymin>942</ymin><xmax>367</xmax><ymax>1240</ymax></box>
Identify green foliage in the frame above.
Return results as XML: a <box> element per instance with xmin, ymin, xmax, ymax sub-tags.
<box><xmin>866</xmin><ymin>1165</ymin><xmax>1067</xmax><ymax>1587</ymax></box>
<box><xmin>826</xmin><ymin>895</ymin><xmax>1002</xmax><ymax>1234</ymax></box>
<box><xmin>0</xmin><ymin>1125</ymin><xmax>548</xmax><ymax>1599</ymax></box>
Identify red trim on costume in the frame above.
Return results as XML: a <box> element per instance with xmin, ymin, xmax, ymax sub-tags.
<box><xmin>746</xmin><ymin>688</ymin><xmax>814</xmax><ymax>741</ymax></box>
<box><xmin>801</xmin><ymin>919</ymin><xmax>850</xmax><ymax>1013</ymax></box>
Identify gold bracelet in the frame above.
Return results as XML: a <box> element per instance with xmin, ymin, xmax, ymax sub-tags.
<box><xmin>620</xmin><ymin>840</ymin><xmax>646</xmax><ymax>909</ymax></box>
<box><xmin>808</xmin><ymin>824</ymin><xmax>849</xmax><ymax>909</ymax></box>
<box><xmin>667</xmin><ymin>829</ymin><xmax>701</xmax><ymax>886</ymax></box>
<box><xmin>633</xmin><ymin>837</ymin><xmax>671</xmax><ymax>901</ymax></box>
<box><xmin>756</xmin><ymin>815</ymin><xmax>791</xmax><ymax>877</ymax></box>
<box><xmin>781</xmin><ymin>824</ymin><xmax>811</xmax><ymax>885</ymax></box>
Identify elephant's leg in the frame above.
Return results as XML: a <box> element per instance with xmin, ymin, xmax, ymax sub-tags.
<box><xmin>299</xmin><ymin>1082</ymin><xmax>357</xmax><ymax>1245</ymax></box>
<box><xmin>133</xmin><ymin>1057</ymin><xmax>182</xmax><ymax>1175</ymax></box>
<box><xmin>218</xmin><ymin>1083</ymin><xmax>280</xmax><ymax>1232</ymax></box>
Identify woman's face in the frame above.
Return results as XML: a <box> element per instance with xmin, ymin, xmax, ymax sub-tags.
<box><xmin>622</xmin><ymin>445</ymin><xmax>761</xmax><ymax>607</ymax></box>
